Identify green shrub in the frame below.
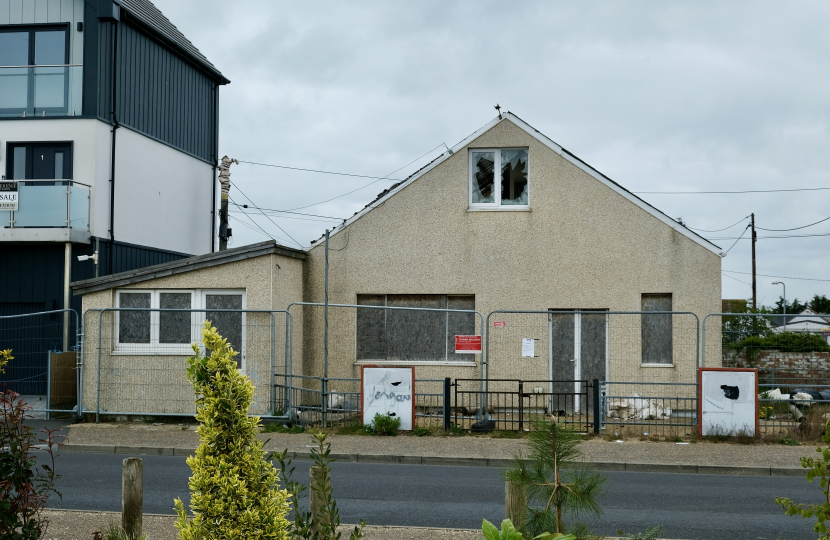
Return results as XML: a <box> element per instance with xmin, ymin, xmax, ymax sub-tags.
<box><xmin>0</xmin><ymin>349</ymin><xmax>63</xmax><ymax>540</ymax></box>
<box><xmin>364</xmin><ymin>413</ymin><xmax>401</xmax><ymax>436</ymax></box>
<box><xmin>262</xmin><ymin>423</ymin><xmax>305</xmax><ymax>434</ymax></box>
<box><xmin>729</xmin><ymin>332</ymin><xmax>830</xmax><ymax>362</ymax></box>
<box><xmin>478</xmin><ymin>519</ymin><xmax>524</xmax><ymax>540</ymax></box>
<box><xmin>411</xmin><ymin>427</ymin><xmax>432</xmax><ymax>437</ymax></box>
<box><xmin>174</xmin><ymin>322</ymin><xmax>290</xmax><ymax>540</ymax></box>
<box><xmin>96</xmin><ymin>522</ymin><xmax>148</xmax><ymax>540</ymax></box>
<box><xmin>776</xmin><ymin>421</ymin><xmax>830</xmax><ymax>538</ymax></box>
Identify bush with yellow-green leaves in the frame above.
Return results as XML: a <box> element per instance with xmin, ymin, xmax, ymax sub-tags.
<box><xmin>174</xmin><ymin>322</ymin><xmax>290</xmax><ymax>540</ymax></box>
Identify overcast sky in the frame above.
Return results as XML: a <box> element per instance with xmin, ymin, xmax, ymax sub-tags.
<box><xmin>156</xmin><ymin>0</ymin><xmax>829</xmax><ymax>307</ymax></box>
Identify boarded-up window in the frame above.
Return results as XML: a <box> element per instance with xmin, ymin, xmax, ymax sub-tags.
<box><xmin>356</xmin><ymin>294</ymin><xmax>475</xmax><ymax>362</ymax></box>
<box><xmin>206</xmin><ymin>294</ymin><xmax>244</xmax><ymax>368</ymax></box>
<box><xmin>159</xmin><ymin>292</ymin><xmax>191</xmax><ymax>344</ymax></box>
<box><xmin>118</xmin><ymin>292</ymin><xmax>151</xmax><ymax>343</ymax></box>
<box><xmin>642</xmin><ymin>294</ymin><xmax>672</xmax><ymax>365</ymax></box>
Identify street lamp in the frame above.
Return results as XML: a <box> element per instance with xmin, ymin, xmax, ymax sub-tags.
<box><xmin>772</xmin><ymin>281</ymin><xmax>786</xmax><ymax>326</ymax></box>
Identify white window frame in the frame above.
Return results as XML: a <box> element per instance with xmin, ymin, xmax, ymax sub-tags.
<box><xmin>468</xmin><ymin>147</ymin><xmax>530</xmax><ymax>210</ymax></box>
<box><xmin>113</xmin><ymin>289</ymin><xmax>247</xmax><ymax>369</ymax></box>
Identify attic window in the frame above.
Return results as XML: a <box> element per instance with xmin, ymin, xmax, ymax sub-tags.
<box><xmin>469</xmin><ymin>148</ymin><xmax>529</xmax><ymax>208</ymax></box>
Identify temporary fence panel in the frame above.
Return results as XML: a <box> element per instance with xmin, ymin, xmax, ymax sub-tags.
<box><xmin>84</xmin><ymin>308</ymin><xmax>288</xmax><ymax>420</ymax></box>
<box><xmin>285</xmin><ymin>302</ymin><xmax>485</xmax><ymax>423</ymax></box>
<box><xmin>600</xmin><ymin>381</ymin><xmax>698</xmax><ymax>438</ymax></box>
<box><xmin>486</xmin><ymin>310</ymin><xmax>700</xmax><ymax>392</ymax></box>
<box><xmin>703</xmin><ymin>312</ymin><xmax>830</xmax><ymax>376</ymax></box>
<box><xmin>0</xmin><ymin>309</ymin><xmax>79</xmax><ymax>415</ymax></box>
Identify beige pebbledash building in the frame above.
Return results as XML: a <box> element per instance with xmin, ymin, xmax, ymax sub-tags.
<box><xmin>73</xmin><ymin>112</ymin><xmax>722</xmax><ymax>417</ymax></box>
<box><xmin>302</xmin><ymin>113</ymin><xmax>722</xmax><ymax>388</ymax></box>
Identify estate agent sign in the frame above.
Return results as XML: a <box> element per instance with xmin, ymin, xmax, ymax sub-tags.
<box><xmin>0</xmin><ymin>181</ymin><xmax>18</xmax><ymax>211</ymax></box>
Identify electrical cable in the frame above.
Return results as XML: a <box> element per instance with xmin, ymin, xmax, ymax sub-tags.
<box><xmin>710</xmin><ymin>232</ymin><xmax>830</xmax><ymax>240</ymax></box>
<box><xmin>282</xmin><ymin>144</ymin><xmax>446</xmax><ymax>211</ymax></box>
<box><xmin>721</xmin><ymin>270</ymin><xmax>830</xmax><ymax>282</ymax></box>
<box><xmin>236</xmin><ymin>161</ymin><xmax>403</xmax><ymax>182</ymax></box>
<box><xmin>228</xmin><ymin>197</ymin><xmax>275</xmax><ymax>241</ymax></box>
<box><xmin>688</xmin><ymin>215</ymin><xmax>750</xmax><ymax>233</ymax></box>
<box><xmin>633</xmin><ymin>187</ymin><xmax>830</xmax><ymax>194</ymax></box>
<box><xmin>757</xmin><ymin>216</ymin><xmax>830</xmax><ymax>232</ymax></box>
<box><xmin>228</xmin><ymin>202</ymin><xmax>343</xmax><ymax>220</ymax></box>
<box><xmin>722</xmin><ymin>273</ymin><xmax>752</xmax><ymax>286</ymax></box>
<box><xmin>722</xmin><ymin>224</ymin><xmax>750</xmax><ymax>255</ymax></box>
<box><xmin>228</xmin><ymin>210</ymin><xmax>340</xmax><ymax>224</ymax></box>
<box><xmin>230</xmin><ymin>182</ymin><xmax>303</xmax><ymax>248</ymax></box>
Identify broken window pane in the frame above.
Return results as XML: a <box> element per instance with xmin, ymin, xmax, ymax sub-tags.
<box><xmin>206</xmin><ymin>294</ymin><xmax>243</xmax><ymax>368</ymax></box>
<box><xmin>471</xmin><ymin>151</ymin><xmax>495</xmax><ymax>204</ymax></box>
<box><xmin>159</xmin><ymin>293</ymin><xmax>191</xmax><ymax>344</ymax></box>
<box><xmin>501</xmin><ymin>149</ymin><xmax>528</xmax><ymax>205</ymax></box>
<box><xmin>642</xmin><ymin>294</ymin><xmax>672</xmax><ymax>364</ymax></box>
<box><xmin>119</xmin><ymin>293</ymin><xmax>151</xmax><ymax>344</ymax></box>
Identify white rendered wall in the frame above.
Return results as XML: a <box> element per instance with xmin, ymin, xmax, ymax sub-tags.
<box><xmin>114</xmin><ymin>126</ymin><xmax>213</xmax><ymax>255</ymax></box>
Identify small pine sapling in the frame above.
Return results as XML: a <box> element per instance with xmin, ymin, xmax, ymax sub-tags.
<box><xmin>174</xmin><ymin>322</ymin><xmax>290</xmax><ymax>540</ymax></box>
<box><xmin>776</xmin><ymin>421</ymin><xmax>830</xmax><ymax>538</ymax></box>
<box><xmin>503</xmin><ymin>418</ymin><xmax>605</xmax><ymax>537</ymax></box>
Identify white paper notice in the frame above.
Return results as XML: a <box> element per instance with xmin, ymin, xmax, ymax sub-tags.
<box><xmin>522</xmin><ymin>338</ymin><xmax>535</xmax><ymax>357</ymax></box>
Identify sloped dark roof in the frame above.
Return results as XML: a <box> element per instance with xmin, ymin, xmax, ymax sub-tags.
<box><xmin>120</xmin><ymin>0</ymin><xmax>229</xmax><ymax>83</ymax></box>
<box><xmin>72</xmin><ymin>241</ymin><xmax>304</xmax><ymax>295</ymax></box>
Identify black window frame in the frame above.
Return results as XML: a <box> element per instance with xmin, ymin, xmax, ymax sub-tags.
<box><xmin>5</xmin><ymin>141</ymin><xmax>73</xmax><ymax>180</ymax></box>
<box><xmin>0</xmin><ymin>24</ymin><xmax>71</xmax><ymax>116</ymax></box>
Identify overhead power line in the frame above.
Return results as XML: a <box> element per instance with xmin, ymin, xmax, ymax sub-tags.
<box><xmin>722</xmin><ymin>270</ymin><xmax>830</xmax><ymax>282</ymax></box>
<box><xmin>722</xmin><ymin>272</ymin><xmax>752</xmax><ymax>286</ymax></box>
<box><xmin>688</xmin><ymin>215</ymin><xmax>750</xmax><ymax>233</ymax></box>
<box><xmin>237</xmin><ymin>161</ymin><xmax>403</xmax><ymax>182</ymax></box>
<box><xmin>757</xmin><ymin>216</ymin><xmax>830</xmax><ymax>232</ymax></box>
<box><xmin>633</xmin><ymin>187</ymin><xmax>830</xmax><ymax>194</ymax></box>
<box><xmin>229</xmin><ymin>202</ymin><xmax>343</xmax><ymax>220</ymax></box>
<box><xmin>722</xmin><ymin>225</ymin><xmax>750</xmax><ymax>255</ymax></box>
<box><xmin>710</xmin><ymin>232</ymin><xmax>830</xmax><ymax>240</ymax></box>
<box><xmin>230</xmin><ymin>181</ymin><xmax>302</xmax><ymax>248</ymax></box>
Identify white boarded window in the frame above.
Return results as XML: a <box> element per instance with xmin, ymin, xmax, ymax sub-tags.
<box><xmin>356</xmin><ymin>294</ymin><xmax>475</xmax><ymax>363</ymax></box>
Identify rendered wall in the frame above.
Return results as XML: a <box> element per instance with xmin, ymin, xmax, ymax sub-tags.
<box><xmin>303</xmin><ymin>119</ymin><xmax>722</xmax><ymax>388</ymax></box>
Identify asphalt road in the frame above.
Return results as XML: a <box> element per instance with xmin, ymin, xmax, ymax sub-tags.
<box><xmin>43</xmin><ymin>453</ymin><xmax>822</xmax><ymax>540</ymax></box>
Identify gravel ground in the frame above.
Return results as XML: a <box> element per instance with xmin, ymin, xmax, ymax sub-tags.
<box><xmin>39</xmin><ymin>510</ymin><xmax>479</xmax><ymax>540</ymax></box>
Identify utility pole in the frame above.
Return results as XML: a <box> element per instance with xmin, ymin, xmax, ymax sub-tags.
<box><xmin>751</xmin><ymin>213</ymin><xmax>757</xmax><ymax>310</ymax></box>
<box><xmin>217</xmin><ymin>156</ymin><xmax>238</xmax><ymax>251</ymax></box>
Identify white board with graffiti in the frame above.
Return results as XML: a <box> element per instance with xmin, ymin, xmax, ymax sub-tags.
<box><xmin>361</xmin><ymin>366</ymin><xmax>415</xmax><ymax>431</ymax></box>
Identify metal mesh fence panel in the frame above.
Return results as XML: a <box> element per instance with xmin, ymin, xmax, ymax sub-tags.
<box><xmin>0</xmin><ymin>309</ymin><xmax>79</xmax><ymax>415</ymax></box>
<box><xmin>601</xmin><ymin>381</ymin><xmax>698</xmax><ymax>438</ymax></box>
<box><xmin>486</xmin><ymin>311</ymin><xmax>700</xmax><ymax>386</ymax></box>
<box><xmin>703</xmin><ymin>313</ymin><xmax>830</xmax><ymax>377</ymax></box>
<box><xmin>85</xmin><ymin>309</ymin><xmax>285</xmax><ymax>420</ymax></box>
<box><xmin>758</xmin><ymin>381</ymin><xmax>830</xmax><ymax>441</ymax></box>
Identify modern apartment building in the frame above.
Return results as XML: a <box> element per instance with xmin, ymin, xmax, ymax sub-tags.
<box><xmin>0</xmin><ymin>0</ymin><xmax>227</xmax><ymax>393</ymax></box>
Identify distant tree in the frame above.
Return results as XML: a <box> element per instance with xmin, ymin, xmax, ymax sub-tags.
<box><xmin>809</xmin><ymin>295</ymin><xmax>830</xmax><ymax>315</ymax></box>
<box><xmin>770</xmin><ymin>297</ymin><xmax>808</xmax><ymax>315</ymax></box>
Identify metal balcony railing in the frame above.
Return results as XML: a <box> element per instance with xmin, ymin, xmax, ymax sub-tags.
<box><xmin>0</xmin><ymin>65</ymin><xmax>83</xmax><ymax>117</ymax></box>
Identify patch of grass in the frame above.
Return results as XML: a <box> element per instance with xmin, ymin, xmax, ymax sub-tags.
<box><xmin>95</xmin><ymin>522</ymin><xmax>148</xmax><ymax>540</ymax></box>
<box><xmin>334</xmin><ymin>423</ymin><xmax>367</xmax><ymax>435</ymax></box>
<box><xmin>410</xmin><ymin>426</ymin><xmax>432</xmax><ymax>437</ymax></box>
<box><xmin>617</xmin><ymin>526</ymin><xmax>665</xmax><ymax>540</ymax></box>
<box><xmin>491</xmin><ymin>430</ymin><xmax>522</xmax><ymax>439</ymax></box>
<box><xmin>446</xmin><ymin>424</ymin><xmax>466</xmax><ymax>436</ymax></box>
<box><xmin>667</xmin><ymin>436</ymin><xmax>683</xmax><ymax>443</ymax></box>
<box><xmin>261</xmin><ymin>423</ymin><xmax>305</xmax><ymax>434</ymax></box>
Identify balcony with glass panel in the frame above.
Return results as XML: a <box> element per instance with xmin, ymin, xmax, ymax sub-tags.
<box><xmin>0</xmin><ymin>181</ymin><xmax>90</xmax><ymax>242</ymax></box>
<box><xmin>0</xmin><ymin>27</ymin><xmax>83</xmax><ymax>117</ymax></box>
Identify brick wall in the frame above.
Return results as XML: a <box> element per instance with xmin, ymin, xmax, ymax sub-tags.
<box><xmin>724</xmin><ymin>349</ymin><xmax>830</xmax><ymax>378</ymax></box>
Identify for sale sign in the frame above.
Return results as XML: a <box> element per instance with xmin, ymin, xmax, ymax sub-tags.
<box><xmin>454</xmin><ymin>335</ymin><xmax>482</xmax><ymax>354</ymax></box>
<box><xmin>0</xmin><ymin>182</ymin><xmax>17</xmax><ymax>211</ymax></box>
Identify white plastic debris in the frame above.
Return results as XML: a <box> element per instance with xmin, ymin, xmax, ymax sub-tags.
<box><xmin>607</xmin><ymin>393</ymin><xmax>672</xmax><ymax>420</ymax></box>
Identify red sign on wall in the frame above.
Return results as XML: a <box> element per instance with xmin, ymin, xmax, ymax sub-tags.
<box><xmin>493</xmin><ymin>321</ymin><xmax>506</xmax><ymax>327</ymax></box>
<box><xmin>455</xmin><ymin>335</ymin><xmax>482</xmax><ymax>354</ymax></box>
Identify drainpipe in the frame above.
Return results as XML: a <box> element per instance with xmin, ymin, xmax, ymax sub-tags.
<box><xmin>63</xmin><ymin>243</ymin><xmax>72</xmax><ymax>351</ymax></box>
<box><xmin>107</xmin><ymin>20</ymin><xmax>119</xmax><ymax>275</ymax></box>
<box><xmin>211</xmin><ymin>83</ymin><xmax>219</xmax><ymax>252</ymax></box>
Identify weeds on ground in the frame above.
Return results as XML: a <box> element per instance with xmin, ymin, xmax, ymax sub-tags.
<box><xmin>780</xmin><ymin>437</ymin><xmax>802</xmax><ymax>446</ymax></box>
<box><xmin>616</xmin><ymin>526</ymin><xmax>665</xmax><ymax>540</ymax></box>
<box><xmin>262</xmin><ymin>423</ymin><xmax>305</xmax><ymax>434</ymax></box>
<box><xmin>364</xmin><ymin>413</ymin><xmax>401</xmax><ymax>436</ymax></box>
<box><xmin>411</xmin><ymin>427</ymin><xmax>432</xmax><ymax>437</ymax></box>
<box><xmin>491</xmin><ymin>430</ymin><xmax>523</xmax><ymax>439</ymax></box>
<box><xmin>776</xmin><ymin>421</ymin><xmax>830</xmax><ymax>538</ymax></box>
<box><xmin>94</xmin><ymin>522</ymin><xmax>148</xmax><ymax>540</ymax></box>
<box><xmin>273</xmin><ymin>432</ymin><xmax>366</xmax><ymax>540</ymax></box>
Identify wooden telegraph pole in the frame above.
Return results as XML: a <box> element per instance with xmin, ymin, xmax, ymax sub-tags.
<box><xmin>751</xmin><ymin>213</ymin><xmax>757</xmax><ymax>310</ymax></box>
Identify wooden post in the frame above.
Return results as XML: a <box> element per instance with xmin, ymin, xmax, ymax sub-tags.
<box><xmin>505</xmin><ymin>479</ymin><xmax>526</xmax><ymax>530</ymax></box>
<box><xmin>122</xmin><ymin>457</ymin><xmax>143</xmax><ymax>539</ymax></box>
<box><xmin>309</xmin><ymin>465</ymin><xmax>328</xmax><ymax>534</ymax></box>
